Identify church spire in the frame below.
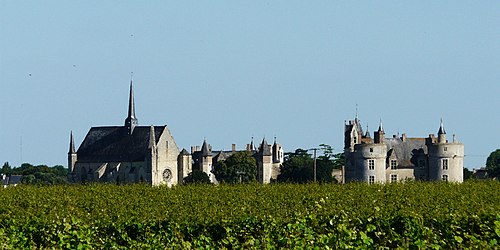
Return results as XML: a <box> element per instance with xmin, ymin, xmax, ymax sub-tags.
<box><xmin>125</xmin><ymin>79</ymin><xmax>138</xmax><ymax>135</ymax></box>
<box><xmin>69</xmin><ymin>131</ymin><xmax>75</xmax><ymax>154</ymax></box>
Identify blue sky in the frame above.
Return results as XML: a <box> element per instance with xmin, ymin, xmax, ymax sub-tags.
<box><xmin>0</xmin><ymin>1</ymin><xmax>498</xmax><ymax>169</ymax></box>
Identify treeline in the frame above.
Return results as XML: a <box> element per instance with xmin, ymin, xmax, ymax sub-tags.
<box><xmin>187</xmin><ymin>144</ymin><xmax>344</xmax><ymax>184</ymax></box>
<box><xmin>1</xmin><ymin>162</ymin><xmax>68</xmax><ymax>185</ymax></box>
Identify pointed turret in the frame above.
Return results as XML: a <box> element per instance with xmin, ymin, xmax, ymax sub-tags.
<box><xmin>259</xmin><ymin>138</ymin><xmax>272</xmax><ymax>156</ymax></box>
<box><xmin>438</xmin><ymin>118</ymin><xmax>446</xmax><ymax>135</ymax></box>
<box><xmin>201</xmin><ymin>139</ymin><xmax>211</xmax><ymax>157</ymax></box>
<box><xmin>438</xmin><ymin>119</ymin><xmax>447</xmax><ymax>143</ymax></box>
<box><xmin>124</xmin><ymin>80</ymin><xmax>138</xmax><ymax>135</ymax></box>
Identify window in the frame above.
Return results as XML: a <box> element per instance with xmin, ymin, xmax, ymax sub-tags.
<box><xmin>370</xmin><ymin>148</ymin><xmax>373</xmax><ymax>152</ymax></box>
<box><xmin>390</xmin><ymin>160</ymin><xmax>397</xmax><ymax>170</ymax></box>
<box><xmin>418</xmin><ymin>159</ymin><xmax>426</xmax><ymax>168</ymax></box>
<box><xmin>390</xmin><ymin>174</ymin><xmax>397</xmax><ymax>183</ymax></box>
<box><xmin>368</xmin><ymin>159</ymin><xmax>375</xmax><ymax>170</ymax></box>
<box><xmin>442</xmin><ymin>174</ymin><xmax>448</xmax><ymax>181</ymax></box>
<box><xmin>354</xmin><ymin>136</ymin><xmax>357</xmax><ymax>144</ymax></box>
<box><xmin>442</xmin><ymin>159</ymin><xmax>448</xmax><ymax>170</ymax></box>
<box><xmin>444</xmin><ymin>147</ymin><xmax>447</xmax><ymax>152</ymax></box>
<box><xmin>369</xmin><ymin>175</ymin><xmax>375</xmax><ymax>184</ymax></box>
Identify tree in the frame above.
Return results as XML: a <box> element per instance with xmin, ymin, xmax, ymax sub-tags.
<box><xmin>2</xmin><ymin>163</ymin><xmax>69</xmax><ymax>185</ymax></box>
<box><xmin>486</xmin><ymin>149</ymin><xmax>500</xmax><ymax>179</ymax></box>
<box><xmin>1</xmin><ymin>162</ymin><xmax>12</xmax><ymax>175</ymax></box>
<box><xmin>183</xmin><ymin>170</ymin><xmax>211</xmax><ymax>184</ymax></box>
<box><xmin>277</xmin><ymin>146</ymin><xmax>342</xmax><ymax>183</ymax></box>
<box><xmin>463</xmin><ymin>167</ymin><xmax>473</xmax><ymax>180</ymax></box>
<box><xmin>213</xmin><ymin>151</ymin><xmax>257</xmax><ymax>184</ymax></box>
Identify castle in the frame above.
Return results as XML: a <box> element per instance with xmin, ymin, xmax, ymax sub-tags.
<box><xmin>343</xmin><ymin>117</ymin><xmax>464</xmax><ymax>183</ymax></box>
<box><xmin>68</xmin><ymin>81</ymin><xmax>283</xmax><ymax>186</ymax></box>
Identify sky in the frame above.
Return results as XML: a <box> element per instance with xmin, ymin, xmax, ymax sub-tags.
<box><xmin>0</xmin><ymin>1</ymin><xmax>498</xmax><ymax>169</ymax></box>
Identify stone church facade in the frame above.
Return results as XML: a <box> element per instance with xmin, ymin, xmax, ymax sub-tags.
<box><xmin>68</xmin><ymin>82</ymin><xmax>283</xmax><ymax>186</ymax></box>
<box><xmin>344</xmin><ymin>117</ymin><xmax>464</xmax><ymax>183</ymax></box>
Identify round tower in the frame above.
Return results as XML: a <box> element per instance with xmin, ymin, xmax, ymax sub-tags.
<box><xmin>428</xmin><ymin>121</ymin><xmax>464</xmax><ymax>182</ymax></box>
<box><xmin>353</xmin><ymin>142</ymin><xmax>387</xmax><ymax>183</ymax></box>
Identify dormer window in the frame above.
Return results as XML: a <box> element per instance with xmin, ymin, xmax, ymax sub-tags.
<box><xmin>390</xmin><ymin>160</ymin><xmax>397</xmax><ymax>170</ymax></box>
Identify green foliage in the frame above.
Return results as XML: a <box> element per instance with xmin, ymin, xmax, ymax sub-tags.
<box><xmin>1</xmin><ymin>163</ymin><xmax>68</xmax><ymax>185</ymax></box>
<box><xmin>486</xmin><ymin>149</ymin><xmax>500</xmax><ymax>179</ymax></box>
<box><xmin>1</xmin><ymin>162</ymin><xmax>12</xmax><ymax>176</ymax></box>
<box><xmin>0</xmin><ymin>182</ymin><xmax>499</xmax><ymax>248</ymax></box>
<box><xmin>278</xmin><ymin>147</ymin><xmax>341</xmax><ymax>183</ymax></box>
<box><xmin>213</xmin><ymin>151</ymin><xmax>257</xmax><ymax>183</ymax></box>
<box><xmin>464</xmin><ymin>167</ymin><xmax>473</xmax><ymax>180</ymax></box>
<box><xmin>183</xmin><ymin>170</ymin><xmax>210</xmax><ymax>184</ymax></box>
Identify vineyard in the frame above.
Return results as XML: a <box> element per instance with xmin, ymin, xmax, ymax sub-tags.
<box><xmin>1</xmin><ymin>181</ymin><xmax>499</xmax><ymax>249</ymax></box>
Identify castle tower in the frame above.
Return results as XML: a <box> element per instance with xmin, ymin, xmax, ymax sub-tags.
<box><xmin>353</xmin><ymin>139</ymin><xmax>387</xmax><ymax>183</ymax></box>
<box><xmin>428</xmin><ymin>120</ymin><xmax>464</xmax><ymax>182</ymax></box>
<box><xmin>200</xmin><ymin>139</ymin><xmax>213</xmax><ymax>181</ymax></box>
<box><xmin>177</xmin><ymin>149</ymin><xmax>192</xmax><ymax>184</ymax></box>
<box><xmin>271</xmin><ymin>137</ymin><xmax>284</xmax><ymax>181</ymax></box>
<box><xmin>256</xmin><ymin>138</ymin><xmax>273</xmax><ymax>184</ymax></box>
<box><xmin>124</xmin><ymin>80</ymin><xmax>138</xmax><ymax>135</ymax></box>
<box><xmin>68</xmin><ymin>131</ymin><xmax>77</xmax><ymax>182</ymax></box>
<box><xmin>272</xmin><ymin>137</ymin><xmax>283</xmax><ymax>164</ymax></box>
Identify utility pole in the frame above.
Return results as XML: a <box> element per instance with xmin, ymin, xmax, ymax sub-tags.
<box><xmin>309</xmin><ymin>148</ymin><xmax>319</xmax><ymax>182</ymax></box>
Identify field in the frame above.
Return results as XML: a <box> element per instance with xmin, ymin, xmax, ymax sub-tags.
<box><xmin>1</xmin><ymin>181</ymin><xmax>499</xmax><ymax>249</ymax></box>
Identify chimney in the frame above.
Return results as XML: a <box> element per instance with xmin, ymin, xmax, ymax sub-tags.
<box><xmin>401</xmin><ymin>133</ymin><xmax>407</xmax><ymax>141</ymax></box>
<box><xmin>196</xmin><ymin>146</ymin><xmax>200</xmax><ymax>152</ymax></box>
<box><xmin>232</xmin><ymin>144</ymin><xmax>236</xmax><ymax>152</ymax></box>
<box><xmin>191</xmin><ymin>146</ymin><xmax>195</xmax><ymax>154</ymax></box>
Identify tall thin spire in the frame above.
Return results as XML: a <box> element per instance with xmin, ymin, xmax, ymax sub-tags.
<box><xmin>378</xmin><ymin>118</ymin><xmax>384</xmax><ymax>132</ymax></box>
<box><xmin>125</xmin><ymin>79</ymin><xmax>138</xmax><ymax>135</ymax></box>
<box><xmin>69</xmin><ymin>131</ymin><xmax>75</xmax><ymax>154</ymax></box>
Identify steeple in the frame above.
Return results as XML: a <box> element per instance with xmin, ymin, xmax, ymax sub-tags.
<box><xmin>68</xmin><ymin>131</ymin><xmax>76</xmax><ymax>154</ymax></box>
<box><xmin>125</xmin><ymin>80</ymin><xmax>138</xmax><ymax>135</ymax></box>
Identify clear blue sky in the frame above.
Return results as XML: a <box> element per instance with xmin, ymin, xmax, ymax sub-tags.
<box><xmin>0</xmin><ymin>1</ymin><xmax>498</xmax><ymax>169</ymax></box>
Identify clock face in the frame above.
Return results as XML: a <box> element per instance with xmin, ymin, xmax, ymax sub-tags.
<box><xmin>163</xmin><ymin>169</ymin><xmax>172</xmax><ymax>182</ymax></box>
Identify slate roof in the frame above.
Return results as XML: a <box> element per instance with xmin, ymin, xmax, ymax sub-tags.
<box><xmin>77</xmin><ymin>126</ymin><xmax>165</xmax><ymax>162</ymax></box>
<box><xmin>258</xmin><ymin>138</ymin><xmax>272</xmax><ymax>156</ymax></box>
<box><xmin>384</xmin><ymin>137</ymin><xmax>427</xmax><ymax>168</ymax></box>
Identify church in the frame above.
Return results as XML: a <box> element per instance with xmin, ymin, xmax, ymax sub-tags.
<box><xmin>68</xmin><ymin>81</ymin><xmax>283</xmax><ymax>186</ymax></box>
